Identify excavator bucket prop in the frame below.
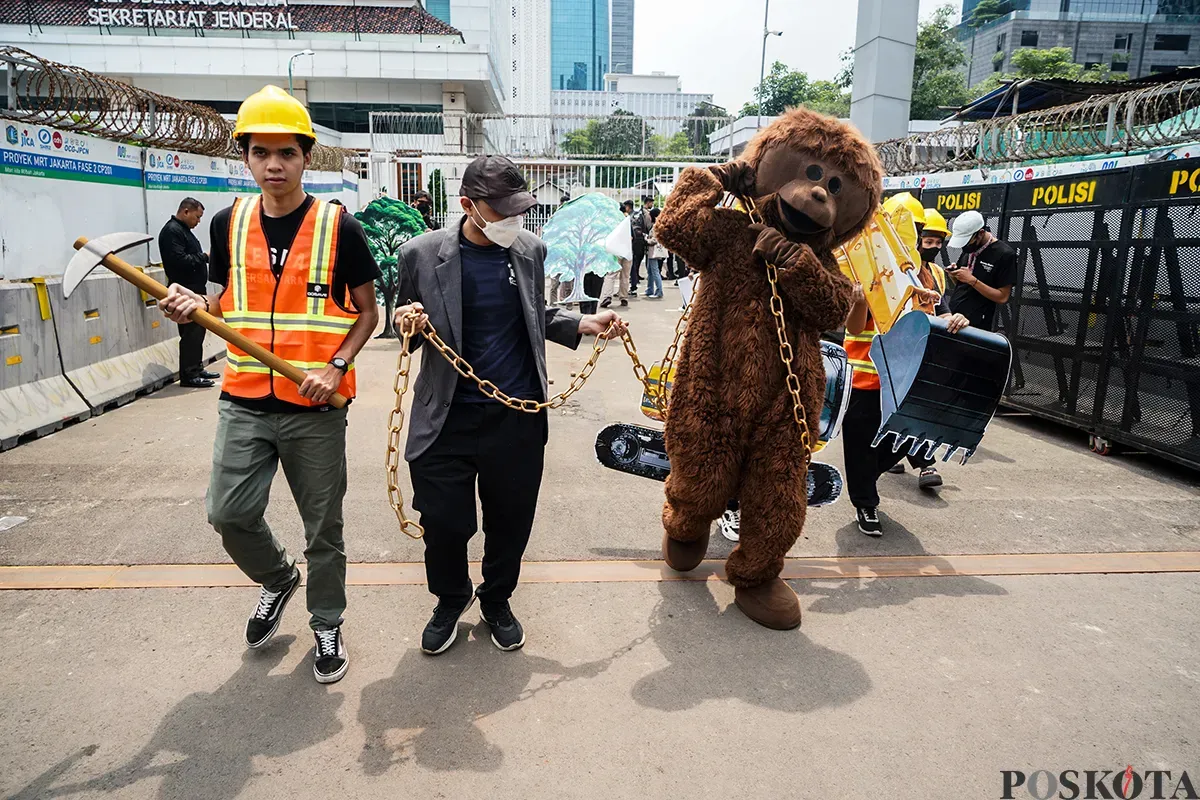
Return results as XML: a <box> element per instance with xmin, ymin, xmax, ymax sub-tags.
<box><xmin>869</xmin><ymin>310</ymin><xmax>1012</xmax><ymax>465</ymax></box>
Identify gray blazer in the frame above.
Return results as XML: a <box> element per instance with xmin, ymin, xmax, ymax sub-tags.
<box><xmin>396</xmin><ymin>218</ymin><xmax>583</xmax><ymax>461</ymax></box>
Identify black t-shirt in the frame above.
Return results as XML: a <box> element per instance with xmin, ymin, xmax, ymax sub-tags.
<box><xmin>208</xmin><ymin>194</ymin><xmax>381</xmax><ymax>413</ymax></box>
<box><xmin>453</xmin><ymin>232</ymin><xmax>539</xmax><ymax>404</ymax></box>
<box><xmin>950</xmin><ymin>239</ymin><xmax>1017</xmax><ymax>332</ymax></box>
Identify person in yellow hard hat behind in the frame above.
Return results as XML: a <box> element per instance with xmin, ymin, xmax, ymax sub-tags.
<box><xmin>160</xmin><ymin>85</ymin><xmax>381</xmax><ymax>684</ymax></box>
<box><xmin>883</xmin><ymin>206</ymin><xmax>971</xmax><ymax>490</ymax></box>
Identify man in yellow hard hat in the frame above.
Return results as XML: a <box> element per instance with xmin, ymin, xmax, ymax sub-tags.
<box><xmin>160</xmin><ymin>85</ymin><xmax>381</xmax><ymax>684</ymax></box>
<box><xmin>884</xmin><ymin>206</ymin><xmax>971</xmax><ymax>490</ymax></box>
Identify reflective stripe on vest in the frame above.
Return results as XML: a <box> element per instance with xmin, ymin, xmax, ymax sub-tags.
<box><xmin>845</xmin><ymin>318</ymin><xmax>880</xmax><ymax>391</ymax></box>
<box><xmin>220</xmin><ymin>195</ymin><xmax>357</xmax><ymax>406</ymax></box>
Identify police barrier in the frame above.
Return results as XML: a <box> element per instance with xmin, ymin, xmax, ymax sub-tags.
<box><xmin>0</xmin><ymin>281</ymin><xmax>92</xmax><ymax>449</ymax></box>
<box><xmin>953</xmin><ymin>160</ymin><xmax>1200</xmax><ymax>470</ymax></box>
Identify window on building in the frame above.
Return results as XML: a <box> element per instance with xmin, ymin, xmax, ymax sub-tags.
<box><xmin>306</xmin><ymin>103</ymin><xmax>443</xmax><ymax>134</ymax></box>
<box><xmin>1020</xmin><ymin>30</ymin><xmax>1039</xmax><ymax>47</ymax></box>
<box><xmin>996</xmin><ymin>32</ymin><xmax>1007</xmax><ymax>52</ymax></box>
<box><xmin>609</xmin><ymin>81</ymin><xmax>618</xmax><ymax>91</ymax></box>
<box><xmin>1153</xmin><ymin>34</ymin><xmax>1191</xmax><ymax>51</ymax></box>
<box><xmin>1111</xmin><ymin>57</ymin><xmax>1130</xmax><ymax>71</ymax></box>
<box><xmin>1083</xmin><ymin>52</ymin><xmax>1104</xmax><ymax>69</ymax></box>
<box><xmin>1114</xmin><ymin>33</ymin><xmax>1132</xmax><ymax>51</ymax></box>
<box><xmin>1149</xmin><ymin>65</ymin><xmax>1178</xmax><ymax>74</ymax></box>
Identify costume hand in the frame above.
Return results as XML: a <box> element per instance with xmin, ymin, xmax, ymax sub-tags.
<box><xmin>161</xmin><ymin>283</ymin><xmax>204</xmax><ymax>324</ymax></box>
<box><xmin>394</xmin><ymin>302</ymin><xmax>429</xmax><ymax>336</ymax></box>
<box><xmin>709</xmin><ymin>160</ymin><xmax>757</xmax><ymax>198</ymax></box>
<box><xmin>749</xmin><ymin>223</ymin><xmax>811</xmax><ymax>268</ymax></box>
<box><xmin>298</xmin><ymin>365</ymin><xmax>342</xmax><ymax>405</ymax></box>
<box><xmin>944</xmin><ymin>313</ymin><xmax>970</xmax><ymax>334</ymax></box>
<box><xmin>579</xmin><ymin>310</ymin><xmax>627</xmax><ymax>340</ymax></box>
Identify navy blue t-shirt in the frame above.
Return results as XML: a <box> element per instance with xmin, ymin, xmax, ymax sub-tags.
<box><xmin>454</xmin><ymin>234</ymin><xmax>540</xmax><ymax>403</ymax></box>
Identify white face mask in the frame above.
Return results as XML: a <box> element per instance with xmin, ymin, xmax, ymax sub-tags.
<box><xmin>470</xmin><ymin>206</ymin><xmax>524</xmax><ymax>248</ymax></box>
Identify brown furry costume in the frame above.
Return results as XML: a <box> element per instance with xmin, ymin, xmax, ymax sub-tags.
<box><xmin>652</xmin><ymin>108</ymin><xmax>883</xmax><ymax>629</ymax></box>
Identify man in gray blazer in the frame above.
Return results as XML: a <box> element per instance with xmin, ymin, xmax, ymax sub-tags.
<box><xmin>395</xmin><ymin>155</ymin><xmax>626</xmax><ymax>656</ymax></box>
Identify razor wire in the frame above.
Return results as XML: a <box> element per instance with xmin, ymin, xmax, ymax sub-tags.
<box><xmin>877</xmin><ymin>76</ymin><xmax>1200</xmax><ymax>174</ymax></box>
<box><xmin>1</xmin><ymin>46</ymin><xmax>353</xmax><ymax>171</ymax></box>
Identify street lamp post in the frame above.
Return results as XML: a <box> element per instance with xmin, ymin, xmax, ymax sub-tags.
<box><xmin>287</xmin><ymin>49</ymin><xmax>315</xmax><ymax>96</ymax></box>
<box><xmin>758</xmin><ymin>0</ymin><xmax>783</xmax><ymax>133</ymax></box>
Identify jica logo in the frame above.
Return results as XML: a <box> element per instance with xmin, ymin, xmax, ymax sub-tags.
<box><xmin>1003</xmin><ymin>767</ymin><xmax>1197</xmax><ymax>799</ymax></box>
<box><xmin>4</xmin><ymin>125</ymin><xmax>16</xmax><ymax>146</ymax></box>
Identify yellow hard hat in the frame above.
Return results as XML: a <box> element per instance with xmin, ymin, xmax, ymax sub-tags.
<box><xmin>922</xmin><ymin>208</ymin><xmax>950</xmax><ymax>238</ymax></box>
<box><xmin>882</xmin><ymin>191</ymin><xmax>926</xmax><ymax>225</ymax></box>
<box><xmin>233</xmin><ymin>85</ymin><xmax>316</xmax><ymax>142</ymax></box>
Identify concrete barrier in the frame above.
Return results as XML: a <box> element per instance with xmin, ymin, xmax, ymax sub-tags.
<box><xmin>49</xmin><ymin>272</ymin><xmax>179</xmax><ymax>412</ymax></box>
<box><xmin>0</xmin><ymin>281</ymin><xmax>92</xmax><ymax>450</ymax></box>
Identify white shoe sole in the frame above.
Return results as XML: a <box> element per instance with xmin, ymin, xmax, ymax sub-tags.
<box><xmin>857</xmin><ymin>523</ymin><xmax>883</xmax><ymax>537</ymax></box>
<box><xmin>719</xmin><ymin>525</ymin><xmax>740</xmax><ymax>543</ymax></box>
<box><xmin>490</xmin><ymin>631</ymin><xmax>526</xmax><ymax>651</ymax></box>
<box><xmin>422</xmin><ymin>595</ymin><xmax>476</xmax><ymax>655</ymax></box>
<box><xmin>314</xmin><ymin>647</ymin><xmax>349</xmax><ymax>684</ymax></box>
<box><xmin>245</xmin><ymin>571</ymin><xmax>300</xmax><ymax>649</ymax></box>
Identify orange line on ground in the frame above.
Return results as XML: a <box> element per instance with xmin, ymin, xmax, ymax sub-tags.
<box><xmin>1</xmin><ymin>551</ymin><xmax>1198</xmax><ymax>590</ymax></box>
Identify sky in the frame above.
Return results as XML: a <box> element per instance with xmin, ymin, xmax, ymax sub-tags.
<box><xmin>632</xmin><ymin>0</ymin><xmax>963</xmax><ymax>112</ymax></box>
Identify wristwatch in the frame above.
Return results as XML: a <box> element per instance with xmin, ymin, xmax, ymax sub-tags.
<box><xmin>329</xmin><ymin>357</ymin><xmax>349</xmax><ymax>373</ymax></box>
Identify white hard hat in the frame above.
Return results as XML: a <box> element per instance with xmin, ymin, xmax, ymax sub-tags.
<box><xmin>949</xmin><ymin>210</ymin><xmax>986</xmax><ymax>249</ymax></box>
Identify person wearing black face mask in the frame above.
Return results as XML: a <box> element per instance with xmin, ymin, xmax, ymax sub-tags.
<box><xmin>946</xmin><ymin>210</ymin><xmax>1016</xmax><ymax>332</ymax></box>
<box><xmin>413</xmin><ymin>190</ymin><xmax>441</xmax><ymax>231</ymax></box>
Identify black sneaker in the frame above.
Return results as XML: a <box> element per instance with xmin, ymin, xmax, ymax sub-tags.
<box><xmin>918</xmin><ymin>467</ymin><xmax>944</xmax><ymax>490</ymax></box>
<box><xmin>886</xmin><ymin>463</ymin><xmax>906</xmax><ymax>474</ymax></box>
<box><xmin>421</xmin><ymin>595</ymin><xmax>476</xmax><ymax>655</ymax></box>
<box><xmin>245</xmin><ymin>568</ymin><xmax>301</xmax><ymax>648</ymax></box>
<box><xmin>479</xmin><ymin>600</ymin><xmax>526</xmax><ymax>651</ymax></box>
<box><xmin>180</xmin><ymin>377</ymin><xmax>214</xmax><ymax>388</ymax></box>
<box><xmin>856</xmin><ymin>507</ymin><xmax>883</xmax><ymax>537</ymax></box>
<box><xmin>199</xmin><ymin>370</ymin><xmax>221</xmax><ymax>380</ymax></box>
<box><xmin>313</xmin><ymin>626</ymin><xmax>348</xmax><ymax>684</ymax></box>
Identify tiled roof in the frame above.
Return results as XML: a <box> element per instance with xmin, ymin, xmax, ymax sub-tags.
<box><xmin>0</xmin><ymin>0</ymin><xmax>463</xmax><ymax>37</ymax></box>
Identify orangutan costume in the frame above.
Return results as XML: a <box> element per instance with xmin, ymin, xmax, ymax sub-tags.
<box><xmin>652</xmin><ymin>107</ymin><xmax>883</xmax><ymax>630</ymax></box>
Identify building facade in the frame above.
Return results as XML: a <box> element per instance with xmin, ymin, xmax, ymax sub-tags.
<box><xmin>550</xmin><ymin>0</ymin><xmax>610</xmax><ymax>90</ymax></box>
<box><xmin>551</xmin><ymin>73</ymin><xmax>714</xmax><ymax>138</ymax></box>
<box><xmin>959</xmin><ymin>1</ymin><xmax>1200</xmax><ymax>86</ymax></box>
<box><xmin>610</xmin><ymin>0</ymin><xmax>634</xmax><ymax>74</ymax></box>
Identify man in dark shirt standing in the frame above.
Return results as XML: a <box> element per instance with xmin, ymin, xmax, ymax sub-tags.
<box><xmin>393</xmin><ymin>155</ymin><xmax>626</xmax><ymax>656</ymax></box>
<box><xmin>947</xmin><ymin>210</ymin><xmax>1017</xmax><ymax>331</ymax></box>
<box><xmin>159</xmin><ymin>198</ymin><xmax>218</xmax><ymax>388</ymax></box>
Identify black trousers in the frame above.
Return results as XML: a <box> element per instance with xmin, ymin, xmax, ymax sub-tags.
<box><xmin>410</xmin><ymin>402</ymin><xmax>547</xmax><ymax>605</ymax></box>
<box><xmin>178</xmin><ymin>321</ymin><xmax>206</xmax><ymax>380</ymax></box>
<box><xmin>842</xmin><ymin>387</ymin><xmax>915</xmax><ymax>509</ymax></box>
<box><xmin>580</xmin><ymin>272</ymin><xmax>604</xmax><ymax>315</ymax></box>
<box><xmin>631</xmin><ymin>241</ymin><xmax>646</xmax><ymax>288</ymax></box>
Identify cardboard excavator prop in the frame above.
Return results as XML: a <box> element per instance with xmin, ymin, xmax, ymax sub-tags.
<box><xmin>836</xmin><ymin>202</ymin><xmax>1012</xmax><ymax>465</ymax></box>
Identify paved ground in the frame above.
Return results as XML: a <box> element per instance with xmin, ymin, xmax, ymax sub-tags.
<box><xmin>2</xmin><ymin>287</ymin><xmax>1199</xmax><ymax>799</ymax></box>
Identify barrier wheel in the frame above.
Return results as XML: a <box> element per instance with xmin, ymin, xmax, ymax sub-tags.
<box><xmin>1089</xmin><ymin>435</ymin><xmax>1114</xmax><ymax>456</ymax></box>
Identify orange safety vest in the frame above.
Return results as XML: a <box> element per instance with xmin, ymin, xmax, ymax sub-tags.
<box><xmin>220</xmin><ymin>195</ymin><xmax>357</xmax><ymax>406</ymax></box>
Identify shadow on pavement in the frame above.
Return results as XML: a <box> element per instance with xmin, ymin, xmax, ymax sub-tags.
<box><xmin>357</xmin><ymin>623</ymin><xmax>621</xmax><ymax>775</ymax></box>
<box><xmin>631</xmin><ymin>581</ymin><xmax>872</xmax><ymax>714</ymax></box>
<box><xmin>10</xmin><ymin>635</ymin><xmax>344</xmax><ymax>800</ymax></box>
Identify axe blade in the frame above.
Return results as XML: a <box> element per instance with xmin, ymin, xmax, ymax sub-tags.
<box><xmin>64</xmin><ymin>233</ymin><xmax>154</xmax><ymax>299</ymax></box>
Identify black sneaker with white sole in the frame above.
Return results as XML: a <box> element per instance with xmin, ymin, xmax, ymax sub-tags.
<box><xmin>856</xmin><ymin>507</ymin><xmax>883</xmax><ymax>537</ymax></box>
<box><xmin>245</xmin><ymin>568</ymin><xmax>301</xmax><ymax>649</ymax></box>
<box><xmin>479</xmin><ymin>600</ymin><xmax>526</xmax><ymax>651</ymax></box>
<box><xmin>918</xmin><ymin>467</ymin><xmax>944</xmax><ymax>489</ymax></box>
<box><xmin>421</xmin><ymin>594</ymin><xmax>476</xmax><ymax>655</ymax></box>
<box><xmin>313</xmin><ymin>627</ymin><xmax>348</xmax><ymax>684</ymax></box>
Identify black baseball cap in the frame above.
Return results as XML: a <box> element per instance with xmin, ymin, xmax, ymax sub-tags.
<box><xmin>460</xmin><ymin>155</ymin><xmax>536</xmax><ymax>217</ymax></box>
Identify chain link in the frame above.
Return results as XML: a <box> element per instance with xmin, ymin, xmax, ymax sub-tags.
<box><xmin>743</xmin><ymin>197</ymin><xmax>813</xmax><ymax>467</ymax></box>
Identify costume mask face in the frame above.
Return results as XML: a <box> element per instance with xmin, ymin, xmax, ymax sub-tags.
<box><xmin>753</xmin><ymin>147</ymin><xmax>872</xmax><ymax>241</ymax></box>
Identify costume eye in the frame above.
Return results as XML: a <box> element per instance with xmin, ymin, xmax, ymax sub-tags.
<box><xmin>806</xmin><ymin>164</ymin><xmax>823</xmax><ymax>181</ymax></box>
<box><xmin>828</xmin><ymin>176</ymin><xmax>843</xmax><ymax>195</ymax></box>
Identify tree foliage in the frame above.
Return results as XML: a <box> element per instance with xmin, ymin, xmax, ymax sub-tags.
<box><xmin>354</xmin><ymin>197</ymin><xmax>427</xmax><ymax>338</ymax></box>
<box><xmin>739</xmin><ymin>61</ymin><xmax>850</xmax><ymax>119</ymax></box>
<box><xmin>966</xmin><ymin>0</ymin><xmax>1010</xmax><ymax>28</ymax></box>
<box><xmin>561</xmin><ymin>109</ymin><xmax>647</xmax><ymax>156</ymax></box>
<box><xmin>910</xmin><ymin>4</ymin><xmax>971</xmax><ymax>120</ymax></box>
<box><xmin>541</xmin><ymin>194</ymin><xmax>625</xmax><ymax>299</ymax></box>
<box><xmin>971</xmin><ymin>46</ymin><xmax>1125</xmax><ymax>98</ymax></box>
<box><xmin>426</xmin><ymin>168</ymin><xmax>448</xmax><ymax>215</ymax></box>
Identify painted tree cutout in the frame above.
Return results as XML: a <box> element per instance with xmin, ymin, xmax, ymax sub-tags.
<box><xmin>541</xmin><ymin>193</ymin><xmax>625</xmax><ymax>304</ymax></box>
<box><xmin>355</xmin><ymin>197</ymin><xmax>427</xmax><ymax>338</ymax></box>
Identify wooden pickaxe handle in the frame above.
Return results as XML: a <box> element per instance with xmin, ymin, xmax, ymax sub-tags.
<box><xmin>73</xmin><ymin>237</ymin><xmax>349</xmax><ymax>409</ymax></box>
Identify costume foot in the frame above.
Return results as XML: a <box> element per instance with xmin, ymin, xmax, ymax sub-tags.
<box><xmin>734</xmin><ymin>579</ymin><xmax>802</xmax><ymax>630</ymax></box>
<box><xmin>661</xmin><ymin>530</ymin><xmax>709</xmax><ymax>572</ymax></box>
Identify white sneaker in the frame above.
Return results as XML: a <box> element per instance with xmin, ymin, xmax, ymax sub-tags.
<box><xmin>718</xmin><ymin>508</ymin><xmax>740</xmax><ymax>542</ymax></box>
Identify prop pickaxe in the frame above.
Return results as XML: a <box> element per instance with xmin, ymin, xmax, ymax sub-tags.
<box><xmin>65</xmin><ymin>232</ymin><xmax>349</xmax><ymax>409</ymax></box>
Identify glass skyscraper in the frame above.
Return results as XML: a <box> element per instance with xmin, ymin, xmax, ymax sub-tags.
<box><xmin>610</xmin><ymin>0</ymin><xmax>634</xmax><ymax>74</ymax></box>
<box><xmin>551</xmin><ymin>0</ymin><xmax>610</xmax><ymax>91</ymax></box>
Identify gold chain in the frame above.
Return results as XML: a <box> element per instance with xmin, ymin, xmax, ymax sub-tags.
<box><xmin>743</xmin><ymin>197</ymin><xmax>813</xmax><ymax>467</ymax></box>
<box><xmin>386</xmin><ymin>314</ymin><xmax>673</xmax><ymax>538</ymax></box>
